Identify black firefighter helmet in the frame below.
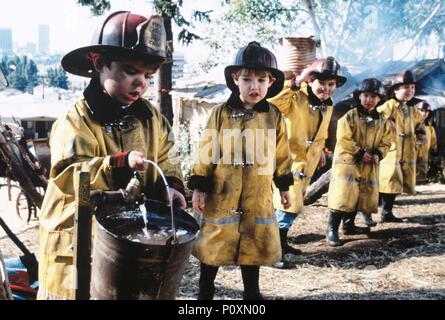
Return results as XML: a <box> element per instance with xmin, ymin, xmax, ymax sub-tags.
<box><xmin>387</xmin><ymin>70</ymin><xmax>416</xmax><ymax>97</ymax></box>
<box><xmin>61</xmin><ymin>11</ymin><xmax>167</xmax><ymax>77</ymax></box>
<box><xmin>305</xmin><ymin>56</ymin><xmax>347</xmax><ymax>87</ymax></box>
<box><xmin>353</xmin><ymin>78</ymin><xmax>386</xmax><ymax>102</ymax></box>
<box><xmin>224</xmin><ymin>41</ymin><xmax>285</xmax><ymax>98</ymax></box>
<box><xmin>416</xmin><ymin>100</ymin><xmax>432</xmax><ymax>112</ymax></box>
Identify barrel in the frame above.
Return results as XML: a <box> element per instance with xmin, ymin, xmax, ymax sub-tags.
<box><xmin>90</xmin><ymin>199</ymin><xmax>199</xmax><ymax>300</ymax></box>
<box><xmin>278</xmin><ymin>37</ymin><xmax>318</xmax><ymax>79</ymax></box>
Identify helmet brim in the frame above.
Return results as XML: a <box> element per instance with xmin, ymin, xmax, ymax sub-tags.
<box><xmin>352</xmin><ymin>89</ymin><xmax>385</xmax><ymax>102</ymax></box>
<box><xmin>224</xmin><ymin>65</ymin><xmax>285</xmax><ymax>98</ymax></box>
<box><xmin>309</xmin><ymin>71</ymin><xmax>347</xmax><ymax>88</ymax></box>
<box><xmin>61</xmin><ymin>45</ymin><xmax>165</xmax><ymax>78</ymax></box>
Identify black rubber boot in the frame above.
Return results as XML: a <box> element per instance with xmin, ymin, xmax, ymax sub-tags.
<box><xmin>326</xmin><ymin>210</ymin><xmax>343</xmax><ymax>246</ymax></box>
<box><xmin>380</xmin><ymin>210</ymin><xmax>404</xmax><ymax>223</ymax></box>
<box><xmin>358</xmin><ymin>211</ymin><xmax>377</xmax><ymax>227</ymax></box>
<box><xmin>280</xmin><ymin>228</ymin><xmax>302</xmax><ymax>255</ymax></box>
<box><xmin>342</xmin><ymin>212</ymin><xmax>370</xmax><ymax>235</ymax></box>
<box><xmin>380</xmin><ymin>193</ymin><xmax>403</xmax><ymax>223</ymax></box>
<box><xmin>273</xmin><ymin>228</ymin><xmax>301</xmax><ymax>269</ymax></box>
<box><xmin>241</xmin><ymin>265</ymin><xmax>264</xmax><ymax>300</ymax></box>
<box><xmin>197</xmin><ymin>263</ymin><xmax>219</xmax><ymax>300</ymax></box>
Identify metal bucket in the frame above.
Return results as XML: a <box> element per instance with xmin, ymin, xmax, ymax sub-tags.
<box><xmin>90</xmin><ymin>199</ymin><xmax>199</xmax><ymax>300</ymax></box>
<box><xmin>278</xmin><ymin>36</ymin><xmax>318</xmax><ymax>78</ymax></box>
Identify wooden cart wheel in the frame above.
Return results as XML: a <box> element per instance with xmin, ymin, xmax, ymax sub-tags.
<box><xmin>15</xmin><ymin>187</ymin><xmax>43</xmax><ymax>223</ymax></box>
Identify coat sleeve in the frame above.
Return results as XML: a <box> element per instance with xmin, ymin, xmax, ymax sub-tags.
<box><xmin>273</xmin><ymin>111</ymin><xmax>293</xmax><ymax>191</ymax></box>
<box><xmin>187</xmin><ymin>107</ymin><xmax>220</xmax><ymax>192</ymax></box>
<box><xmin>336</xmin><ymin>114</ymin><xmax>362</xmax><ymax>159</ymax></box>
<box><xmin>375</xmin><ymin>120</ymin><xmax>393</xmax><ymax>160</ymax></box>
<box><xmin>430</xmin><ymin>126</ymin><xmax>438</xmax><ymax>152</ymax></box>
<box><xmin>376</xmin><ymin>101</ymin><xmax>395</xmax><ymax>120</ymax></box>
<box><xmin>267</xmin><ymin>81</ymin><xmax>295</xmax><ymax>117</ymax></box>
<box><xmin>49</xmin><ymin>109</ymin><xmax>115</xmax><ymax>194</ymax></box>
<box><xmin>414</xmin><ymin>108</ymin><xmax>426</xmax><ymax>135</ymax></box>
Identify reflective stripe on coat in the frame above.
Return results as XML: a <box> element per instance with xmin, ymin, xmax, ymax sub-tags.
<box><xmin>268</xmin><ymin>81</ymin><xmax>333</xmax><ymax>214</ymax></box>
<box><xmin>191</xmin><ymin>102</ymin><xmax>292</xmax><ymax>266</ymax></box>
<box><xmin>328</xmin><ymin>108</ymin><xmax>393</xmax><ymax>213</ymax></box>
<box><xmin>37</xmin><ymin>98</ymin><xmax>182</xmax><ymax>300</ymax></box>
<box><xmin>377</xmin><ymin>99</ymin><xmax>424</xmax><ymax>194</ymax></box>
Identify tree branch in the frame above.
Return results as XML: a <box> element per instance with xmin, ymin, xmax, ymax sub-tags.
<box><xmin>398</xmin><ymin>1</ymin><xmax>442</xmax><ymax>61</ymax></box>
<box><xmin>332</xmin><ymin>0</ymin><xmax>352</xmax><ymax>57</ymax></box>
<box><xmin>303</xmin><ymin>0</ymin><xmax>327</xmax><ymax>56</ymax></box>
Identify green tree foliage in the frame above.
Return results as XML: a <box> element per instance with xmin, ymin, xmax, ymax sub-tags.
<box><xmin>47</xmin><ymin>67</ymin><xmax>70</xmax><ymax>90</ymax></box>
<box><xmin>201</xmin><ymin>0</ymin><xmax>303</xmax><ymax>71</ymax></box>
<box><xmin>76</xmin><ymin>0</ymin><xmax>211</xmax><ymax>45</ymax></box>
<box><xmin>76</xmin><ymin>0</ymin><xmax>110</xmax><ymax>15</ymax></box>
<box><xmin>203</xmin><ymin>0</ymin><xmax>445</xmax><ymax>68</ymax></box>
<box><xmin>0</xmin><ymin>56</ymin><xmax>39</xmax><ymax>92</ymax></box>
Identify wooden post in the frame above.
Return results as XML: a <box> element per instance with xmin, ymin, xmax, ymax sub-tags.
<box><xmin>74</xmin><ymin>171</ymin><xmax>92</xmax><ymax>300</ymax></box>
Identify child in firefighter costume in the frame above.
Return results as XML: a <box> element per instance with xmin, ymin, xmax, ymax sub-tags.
<box><xmin>326</xmin><ymin>78</ymin><xmax>393</xmax><ymax>246</ymax></box>
<box><xmin>268</xmin><ymin>57</ymin><xmax>346</xmax><ymax>267</ymax></box>
<box><xmin>188</xmin><ymin>42</ymin><xmax>293</xmax><ymax>300</ymax></box>
<box><xmin>415</xmin><ymin>101</ymin><xmax>437</xmax><ymax>184</ymax></box>
<box><xmin>37</xmin><ymin>12</ymin><xmax>186</xmax><ymax>300</ymax></box>
<box><xmin>377</xmin><ymin>71</ymin><xmax>426</xmax><ymax>223</ymax></box>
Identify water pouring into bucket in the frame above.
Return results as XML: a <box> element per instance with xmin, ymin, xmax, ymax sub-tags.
<box><xmin>89</xmin><ymin>161</ymin><xmax>199</xmax><ymax>300</ymax></box>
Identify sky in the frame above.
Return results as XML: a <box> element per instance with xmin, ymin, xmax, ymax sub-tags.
<box><xmin>0</xmin><ymin>0</ymin><xmax>221</xmax><ymax>62</ymax></box>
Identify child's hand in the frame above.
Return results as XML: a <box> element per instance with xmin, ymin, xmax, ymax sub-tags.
<box><xmin>128</xmin><ymin>151</ymin><xmax>148</xmax><ymax>171</ymax></box>
<box><xmin>192</xmin><ymin>190</ymin><xmax>206</xmax><ymax>214</ymax></box>
<box><xmin>416</xmin><ymin>133</ymin><xmax>428</xmax><ymax>145</ymax></box>
<box><xmin>280</xmin><ymin>191</ymin><xmax>292</xmax><ymax>210</ymax></box>
<box><xmin>362</xmin><ymin>151</ymin><xmax>373</xmax><ymax>163</ymax></box>
<box><xmin>372</xmin><ymin>154</ymin><xmax>380</xmax><ymax>165</ymax></box>
<box><xmin>167</xmin><ymin>187</ymin><xmax>187</xmax><ymax>209</ymax></box>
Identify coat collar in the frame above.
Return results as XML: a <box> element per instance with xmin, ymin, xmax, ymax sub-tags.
<box><xmin>393</xmin><ymin>96</ymin><xmax>421</xmax><ymax>107</ymax></box>
<box><xmin>226</xmin><ymin>92</ymin><xmax>269</xmax><ymax>112</ymax></box>
<box><xmin>83</xmin><ymin>77</ymin><xmax>152</xmax><ymax>125</ymax></box>
<box><xmin>302</xmin><ymin>83</ymin><xmax>333</xmax><ymax>111</ymax></box>
<box><xmin>356</xmin><ymin>104</ymin><xmax>380</xmax><ymax>120</ymax></box>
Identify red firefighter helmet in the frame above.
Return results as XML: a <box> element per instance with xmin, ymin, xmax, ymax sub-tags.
<box><xmin>302</xmin><ymin>56</ymin><xmax>347</xmax><ymax>87</ymax></box>
<box><xmin>61</xmin><ymin>11</ymin><xmax>167</xmax><ymax>77</ymax></box>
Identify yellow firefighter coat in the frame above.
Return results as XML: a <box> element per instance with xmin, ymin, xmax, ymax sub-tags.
<box><xmin>37</xmin><ymin>98</ymin><xmax>182</xmax><ymax>300</ymax></box>
<box><xmin>268</xmin><ymin>81</ymin><xmax>333</xmax><ymax>214</ymax></box>
<box><xmin>377</xmin><ymin>99</ymin><xmax>425</xmax><ymax>194</ymax></box>
<box><xmin>416</xmin><ymin>123</ymin><xmax>437</xmax><ymax>183</ymax></box>
<box><xmin>190</xmin><ymin>97</ymin><xmax>292</xmax><ymax>266</ymax></box>
<box><xmin>328</xmin><ymin>107</ymin><xmax>393</xmax><ymax>213</ymax></box>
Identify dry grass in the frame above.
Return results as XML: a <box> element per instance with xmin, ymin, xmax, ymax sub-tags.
<box><xmin>1</xmin><ymin>184</ymin><xmax>444</xmax><ymax>300</ymax></box>
<box><xmin>178</xmin><ymin>184</ymin><xmax>445</xmax><ymax>300</ymax></box>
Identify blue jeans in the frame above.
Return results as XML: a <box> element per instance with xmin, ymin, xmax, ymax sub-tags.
<box><xmin>275</xmin><ymin>209</ymin><xmax>298</xmax><ymax>229</ymax></box>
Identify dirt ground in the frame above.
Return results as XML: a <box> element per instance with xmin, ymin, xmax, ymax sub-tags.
<box><xmin>1</xmin><ymin>183</ymin><xmax>444</xmax><ymax>300</ymax></box>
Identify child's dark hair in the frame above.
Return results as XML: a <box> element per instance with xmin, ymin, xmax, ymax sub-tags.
<box><xmin>89</xmin><ymin>51</ymin><xmax>162</xmax><ymax>72</ymax></box>
<box><xmin>232</xmin><ymin>68</ymin><xmax>275</xmax><ymax>81</ymax></box>
<box><xmin>307</xmin><ymin>72</ymin><xmax>337</xmax><ymax>84</ymax></box>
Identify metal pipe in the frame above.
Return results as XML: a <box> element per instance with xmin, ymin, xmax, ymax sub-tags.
<box><xmin>143</xmin><ymin>159</ymin><xmax>177</xmax><ymax>243</ymax></box>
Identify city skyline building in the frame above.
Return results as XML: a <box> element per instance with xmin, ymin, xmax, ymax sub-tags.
<box><xmin>0</xmin><ymin>28</ymin><xmax>13</xmax><ymax>56</ymax></box>
<box><xmin>38</xmin><ymin>24</ymin><xmax>49</xmax><ymax>54</ymax></box>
